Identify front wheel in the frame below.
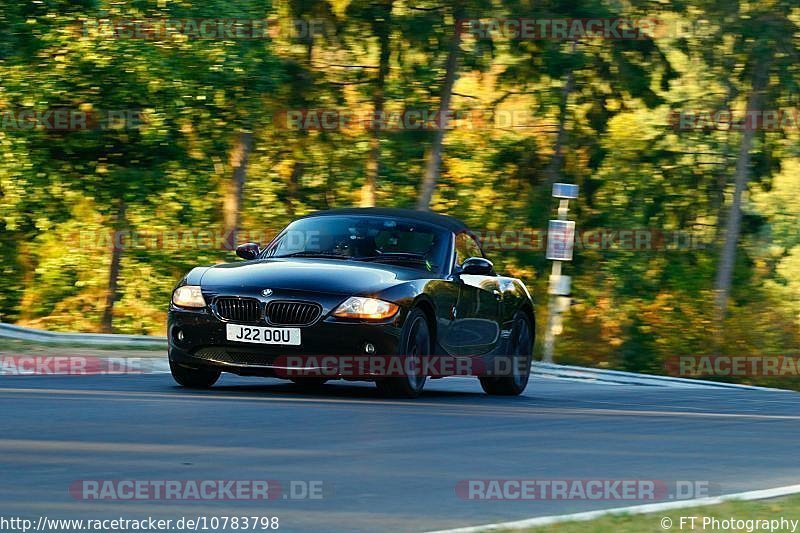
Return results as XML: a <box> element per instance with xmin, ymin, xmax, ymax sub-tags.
<box><xmin>376</xmin><ymin>308</ymin><xmax>430</xmax><ymax>398</ymax></box>
<box><xmin>170</xmin><ymin>360</ymin><xmax>220</xmax><ymax>389</ymax></box>
<box><xmin>479</xmin><ymin>311</ymin><xmax>533</xmax><ymax>396</ymax></box>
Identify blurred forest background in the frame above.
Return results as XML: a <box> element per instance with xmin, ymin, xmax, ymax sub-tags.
<box><xmin>1</xmin><ymin>0</ymin><xmax>799</xmax><ymax>375</ymax></box>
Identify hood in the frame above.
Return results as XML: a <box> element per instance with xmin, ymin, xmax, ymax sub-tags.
<box><xmin>197</xmin><ymin>258</ymin><xmax>423</xmax><ymax>295</ymax></box>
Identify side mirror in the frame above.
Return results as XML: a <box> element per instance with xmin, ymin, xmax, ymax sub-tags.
<box><xmin>235</xmin><ymin>242</ymin><xmax>260</xmax><ymax>260</ymax></box>
<box><xmin>460</xmin><ymin>257</ymin><xmax>495</xmax><ymax>276</ymax></box>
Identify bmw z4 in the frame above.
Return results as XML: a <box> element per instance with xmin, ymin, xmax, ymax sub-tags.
<box><xmin>168</xmin><ymin>208</ymin><xmax>535</xmax><ymax>398</ymax></box>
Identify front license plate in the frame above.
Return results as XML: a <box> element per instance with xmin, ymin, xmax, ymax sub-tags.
<box><xmin>226</xmin><ymin>324</ymin><xmax>301</xmax><ymax>346</ymax></box>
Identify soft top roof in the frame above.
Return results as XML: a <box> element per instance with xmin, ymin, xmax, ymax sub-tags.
<box><xmin>298</xmin><ymin>208</ymin><xmax>468</xmax><ymax>233</ymax></box>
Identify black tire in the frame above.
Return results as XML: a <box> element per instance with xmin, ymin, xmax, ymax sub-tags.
<box><xmin>169</xmin><ymin>360</ymin><xmax>220</xmax><ymax>389</ymax></box>
<box><xmin>290</xmin><ymin>377</ymin><xmax>329</xmax><ymax>389</ymax></box>
<box><xmin>376</xmin><ymin>308</ymin><xmax>430</xmax><ymax>398</ymax></box>
<box><xmin>480</xmin><ymin>311</ymin><xmax>533</xmax><ymax>396</ymax></box>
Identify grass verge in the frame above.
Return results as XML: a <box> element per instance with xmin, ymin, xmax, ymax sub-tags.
<box><xmin>521</xmin><ymin>494</ymin><xmax>800</xmax><ymax>532</ymax></box>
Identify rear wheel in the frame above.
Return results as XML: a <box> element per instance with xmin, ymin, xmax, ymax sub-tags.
<box><xmin>480</xmin><ymin>312</ymin><xmax>533</xmax><ymax>396</ymax></box>
<box><xmin>376</xmin><ymin>308</ymin><xmax>429</xmax><ymax>398</ymax></box>
<box><xmin>169</xmin><ymin>360</ymin><xmax>220</xmax><ymax>389</ymax></box>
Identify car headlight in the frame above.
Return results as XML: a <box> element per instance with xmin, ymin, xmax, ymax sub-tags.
<box><xmin>332</xmin><ymin>297</ymin><xmax>399</xmax><ymax>320</ymax></box>
<box><xmin>172</xmin><ymin>285</ymin><xmax>206</xmax><ymax>308</ymax></box>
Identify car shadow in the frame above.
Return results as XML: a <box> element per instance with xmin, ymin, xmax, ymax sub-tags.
<box><xmin>171</xmin><ymin>377</ymin><xmax>490</xmax><ymax>401</ymax></box>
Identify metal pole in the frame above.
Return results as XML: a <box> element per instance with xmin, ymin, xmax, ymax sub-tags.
<box><xmin>543</xmin><ymin>188</ymin><xmax>577</xmax><ymax>363</ymax></box>
<box><xmin>542</xmin><ymin>262</ymin><xmax>561</xmax><ymax>363</ymax></box>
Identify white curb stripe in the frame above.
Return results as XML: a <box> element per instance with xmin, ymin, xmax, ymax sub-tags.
<box><xmin>427</xmin><ymin>483</ymin><xmax>800</xmax><ymax>533</ymax></box>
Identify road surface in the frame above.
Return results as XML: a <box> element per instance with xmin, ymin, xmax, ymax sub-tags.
<box><xmin>1</xmin><ymin>373</ymin><xmax>798</xmax><ymax>532</ymax></box>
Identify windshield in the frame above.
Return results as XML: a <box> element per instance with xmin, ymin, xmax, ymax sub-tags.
<box><xmin>262</xmin><ymin>215</ymin><xmax>450</xmax><ymax>272</ymax></box>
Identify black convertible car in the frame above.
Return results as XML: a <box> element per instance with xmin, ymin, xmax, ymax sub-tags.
<box><xmin>168</xmin><ymin>208</ymin><xmax>535</xmax><ymax>397</ymax></box>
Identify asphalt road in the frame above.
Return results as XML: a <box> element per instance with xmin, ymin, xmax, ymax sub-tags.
<box><xmin>1</xmin><ymin>373</ymin><xmax>799</xmax><ymax>532</ymax></box>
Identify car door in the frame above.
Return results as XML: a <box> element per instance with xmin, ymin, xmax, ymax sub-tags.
<box><xmin>446</xmin><ymin>232</ymin><xmax>502</xmax><ymax>356</ymax></box>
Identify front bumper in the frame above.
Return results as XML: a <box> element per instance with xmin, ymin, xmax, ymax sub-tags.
<box><xmin>168</xmin><ymin>304</ymin><xmax>405</xmax><ymax>379</ymax></box>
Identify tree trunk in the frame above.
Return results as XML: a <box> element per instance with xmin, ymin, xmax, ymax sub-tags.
<box><xmin>546</xmin><ymin>40</ymin><xmax>577</xmax><ymax>185</ymax></box>
<box><xmin>100</xmin><ymin>200</ymin><xmax>126</xmax><ymax>333</ymax></box>
<box><xmin>16</xmin><ymin>234</ymin><xmax>36</xmax><ymax>322</ymax></box>
<box><xmin>361</xmin><ymin>136</ymin><xmax>380</xmax><ymax>208</ymax></box>
<box><xmin>416</xmin><ymin>3</ymin><xmax>463</xmax><ymax>211</ymax></box>
<box><xmin>714</xmin><ymin>63</ymin><xmax>769</xmax><ymax>323</ymax></box>
<box><xmin>223</xmin><ymin>131</ymin><xmax>253</xmax><ymax>249</ymax></box>
<box><xmin>286</xmin><ymin>160</ymin><xmax>305</xmax><ymax>217</ymax></box>
<box><xmin>713</xmin><ymin>84</ymin><xmax>736</xmax><ymax>241</ymax></box>
<box><xmin>360</xmin><ymin>1</ymin><xmax>393</xmax><ymax>208</ymax></box>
